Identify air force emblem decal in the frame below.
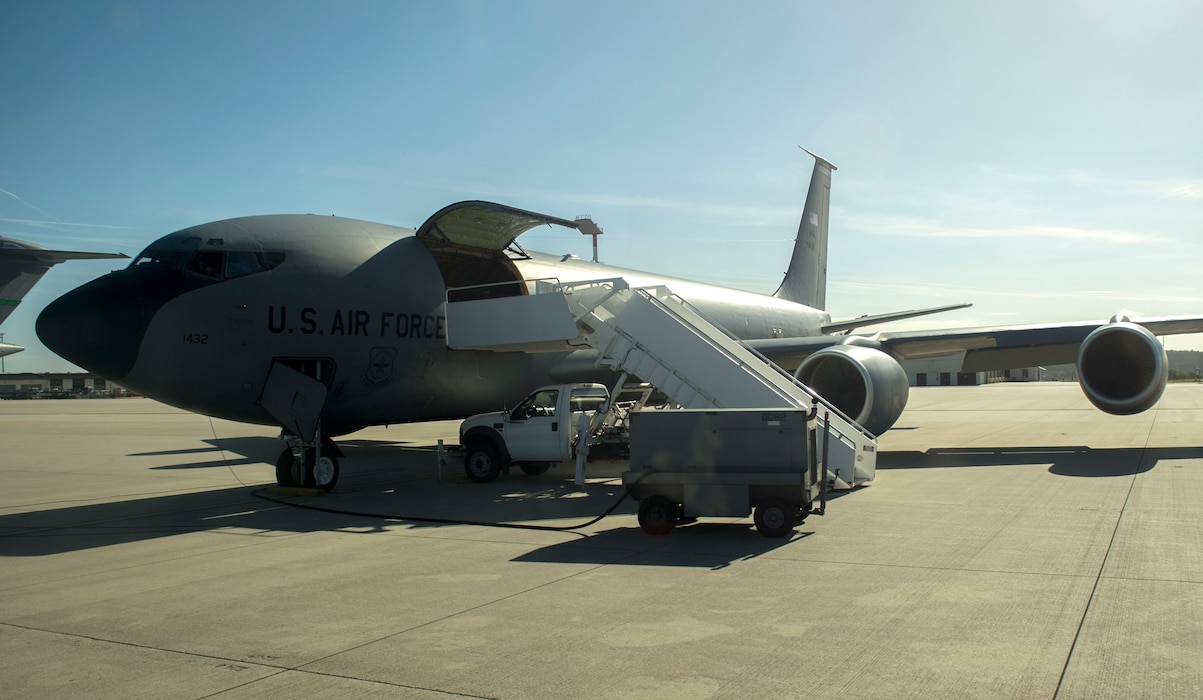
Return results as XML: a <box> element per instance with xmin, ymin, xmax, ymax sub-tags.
<box><xmin>365</xmin><ymin>347</ymin><xmax>397</xmax><ymax>386</ymax></box>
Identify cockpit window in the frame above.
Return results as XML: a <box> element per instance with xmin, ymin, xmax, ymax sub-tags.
<box><xmin>188</xmin><ymin>251</ymin><xmax>224</xmax><ymax>279</ymax></box>
<box><xmin>130</xmin><ymin>248</ymin><xmax>192</xmax><ymax>269</ymax></box>
<box><xmin>224</xmin><ymin>251</ymin><xmax>285</xmax><ymax>279</ymax></box>
<box><xmin>129</xmin><ymin>248</ymin><xmax>285</xmax><ymax>279</ymax></box>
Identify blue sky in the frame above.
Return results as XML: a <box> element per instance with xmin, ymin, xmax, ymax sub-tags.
<box><xmin>2</xmin><ymin>0</ymin><xmax>1202</xmax><ymax>372</ymax></box>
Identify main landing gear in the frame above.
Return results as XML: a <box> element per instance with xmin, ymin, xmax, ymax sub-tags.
<box><xmin>275</xmin><ymin>432</ymin><xmax>341</xmax><ymax>491</ymax></box>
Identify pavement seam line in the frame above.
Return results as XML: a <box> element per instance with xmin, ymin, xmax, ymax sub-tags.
<box><xmin>1</xmin><ymin>621</ymin><xmax>492</xmax><ymax>699</ymax></box>
<box><xmin>1052</xmin><ymin>403</ymin><xmax>1156</xmax><ymax>697</ymax></box>
<box><xmin>291</xmin><ymin>550</ymin><xmax>655</xmax><ymax>673</ymax></box>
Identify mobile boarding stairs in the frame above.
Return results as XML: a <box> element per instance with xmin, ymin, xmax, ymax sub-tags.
<box><xmin>443</xmin><ymin>277</ymin><xmax>876</xmax><ymax>489</ymax></box>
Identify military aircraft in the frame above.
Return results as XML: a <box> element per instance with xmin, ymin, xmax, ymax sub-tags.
<box><xmin>0</xmin><ymin>236</ymin><xmax>127</xmax><ymax>358</ymax></box>
<box><xmin>36</xmin><ymin>153</ymin><xmax>1203</xmax><ymax>489</ymax></box>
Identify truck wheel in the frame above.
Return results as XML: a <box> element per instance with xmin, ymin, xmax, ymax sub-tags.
<box><xmin>638</xmin><ymin>495</ymin><xmax>677</xmax><ymax>536</ymax></box>
<box><xmin>464</xmin><ymin>443</ymin><xmax>503</xmax><ymax>483</ymax></box>
<box><xmin>754</xmin><ymin>498</ymin><xmax>794</xmax><ymax>538</ymax></box>
<box><xmin>519</xmin><ymin>463</ymin><xmax>550</xmax><ymax>476</ymax></box>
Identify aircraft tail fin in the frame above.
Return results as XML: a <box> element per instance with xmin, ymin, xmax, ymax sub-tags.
<box><xmin>773</xmin><ymin>148</ymin><xmax>836</xmax><ymax>310</ymax></box>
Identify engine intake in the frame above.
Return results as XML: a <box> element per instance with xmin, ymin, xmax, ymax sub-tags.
<box><xmin>1077</xmin><ymin>321</ymin><xmax>1168</xmax><ymax>415</ymax></box>
<box><xmin>794</xmin><ymin>345</ymin><xmax>909</xmax><ymax>435</ymax></box>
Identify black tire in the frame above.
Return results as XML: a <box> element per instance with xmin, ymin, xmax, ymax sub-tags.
<box><xmin>637</xmin><ymin>495</ymin><xmax>678</xmax><ymax>536</ymax></box>
<box><xmin>754</xmin><ymin>498</ymin><xmax>794</xmax><ymax>538</ymax></box>
<box><xmin>464</xmin><ymin>442</ymin><xmax>503</xmax><ymax>483</ymax></box>
<box><xmin>275</xmin><ymin>447</ymin><xmax>339</xmax><ymax>491</ymax></box>
<box><xmin>275</xmin><ymin>448</ymin><xmax>302</xmax><ymax>487</ymax></box>
<box><xmin>518</xmin><ymin>462</ymin><xmax>551</xmax><ymax>476</ymax></box>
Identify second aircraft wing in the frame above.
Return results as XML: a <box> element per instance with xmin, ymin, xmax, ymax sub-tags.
<box><xmin>748</xmin><ymin>314</ymin><xmax>1203</xmax><ymax>372</ymax></box>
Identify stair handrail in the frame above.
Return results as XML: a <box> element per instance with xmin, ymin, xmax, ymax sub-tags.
<box><xmin>641</xmin><ymin>287</ymin><xmax>877</xmax><ymax>442</ymax></box>
<box><xmin>446</xmin><ymin>275</ymin><xmax>876</xmax><ymax>443</ymax></box>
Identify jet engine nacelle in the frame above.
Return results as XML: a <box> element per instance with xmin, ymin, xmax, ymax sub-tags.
<box><xmin>794</xmin><ymin>344</ymin><xmax>909</xmax><ymax>436</ymax></box>
<box><xmin>1076</xmin><ymin>320</ymin><xmax>1168</xmax><ymax>415</ymax></box>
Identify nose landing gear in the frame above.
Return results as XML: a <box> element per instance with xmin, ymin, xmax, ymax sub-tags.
<box><xmin>275</xmin><ymin>434</ymin><xmax>341</xmax><ymax>491</ymax></box>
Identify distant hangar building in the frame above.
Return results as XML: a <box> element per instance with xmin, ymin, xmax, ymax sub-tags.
<box><xmin>0</xmin><ymin>372</ymin><xmax>129</xmax><ymax>399</ymax></box>
<box><xmin>902</xmin><ymin>356</ymin><xmax>1075</xmax><ymax>386</ymax></box>
<box><xmin>2</xmin><ymin>360</ymin><xmax>1066</xmax><ymax>399</ymax></box>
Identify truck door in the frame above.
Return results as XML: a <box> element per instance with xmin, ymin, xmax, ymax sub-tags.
<box><xmin>505</xmin><ymin>388</ymin><xmax>568</xmax><ymax>461</ymax></box>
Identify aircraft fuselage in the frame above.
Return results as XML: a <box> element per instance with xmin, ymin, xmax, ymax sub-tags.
<box><xmin>38</xmin><ymin>214</ymin><xmax>828</xmax><ymax>434</ymax></box>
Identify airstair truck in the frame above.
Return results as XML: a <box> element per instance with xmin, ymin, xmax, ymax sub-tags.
<box><xmin>457</xmin><ymin>382</ymin><xmax>825</xmax><ymax>537</ymax></box>
<box><xmin>622</xmin><ymin>407</ymin><xmax>824</xmax><ymax>537</ymax></box>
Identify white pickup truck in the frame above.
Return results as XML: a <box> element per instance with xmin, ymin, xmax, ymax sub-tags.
<box><xmin>457</xmin><ymin>382</ymin><xmax>633</xmax><ymax>483</ymax></box>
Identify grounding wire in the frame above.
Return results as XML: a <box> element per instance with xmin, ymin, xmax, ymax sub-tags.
<box><xmin>249</xmin><ymin>475</ymin><xmax>642</xmax><ymax>533</ymax></box>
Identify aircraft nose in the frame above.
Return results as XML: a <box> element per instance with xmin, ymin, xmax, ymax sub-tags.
<box><xmin>37</xmin><ymin>274</ymin><xmax>155</xmax><ymax>380</ymax></box>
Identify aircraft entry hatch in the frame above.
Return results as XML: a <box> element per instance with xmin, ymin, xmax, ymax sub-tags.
<box><xmin>415</xmin><ymin>200</ymin><xmax>586</xmax><ymax>302</ymax></box>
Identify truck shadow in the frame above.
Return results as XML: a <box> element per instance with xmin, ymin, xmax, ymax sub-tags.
<box><xmin>512</xmin><ymin>523</ymin><xmax>812</xmax><ymax>569</ymax></box>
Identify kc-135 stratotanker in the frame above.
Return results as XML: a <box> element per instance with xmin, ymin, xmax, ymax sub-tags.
<box><xmin>37</xmin><ymin>151</ymin><xmax>1203</xmax><ymax>491</ymax></box>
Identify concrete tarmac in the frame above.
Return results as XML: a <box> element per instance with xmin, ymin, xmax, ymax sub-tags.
<box><xmin>2</xmin><ymin>383</ymin><xmax>1201</xmax><ymax>698</ymax></box>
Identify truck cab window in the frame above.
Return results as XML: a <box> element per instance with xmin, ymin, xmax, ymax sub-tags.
<box><xmin>511</xmin><ymin>389</ymin><xmax>559</xmax><ymax>420</ymax></box>
<box><xmin>569</xmin><ymin>386</ymin><xmax>608</xmax><ymax>413</ymax></box>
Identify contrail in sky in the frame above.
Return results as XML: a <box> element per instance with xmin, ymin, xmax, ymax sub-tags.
<box><xmin>0</xmin><ymin>187</ymin><xmax>60</xmax><ymax>222</ymax></box>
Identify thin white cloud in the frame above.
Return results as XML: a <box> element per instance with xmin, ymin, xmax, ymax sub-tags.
<box><xmin>308</xmin><ymin>166</ymin><xmax>799</xmax><ymax>229</ymax></box>
<box><xmin>0</xmin><ymin>217</ymin><xmax>132</xmax><ymax>230</ymax></box>
<box><xmin>833</xmin><ymin>277</ymin><xmax>1203</xmax><ymax>306</ymax></box>
<box><xmin>0</xmin><ymin>217</ymin><xmax>137</xmax><ymax>252</ymax></box>
<box><xmin>976</xmin><ymin>165</ymin><xmax>1203</xmax><ymax>202</ymax></box>
<box><xmin>839</xmin><ymin>211</ymin><xmax>1161</xmax><ymax>244</ymax></box>
<box><xmin>435</xmin><ymin>179</ymin><xmax>798</xmax><ymax>228</ymax></box>
<box><xmin>1167</xmin><ymin>182</ymin><xmax>1203</xmax><ymax>199</ymax></box>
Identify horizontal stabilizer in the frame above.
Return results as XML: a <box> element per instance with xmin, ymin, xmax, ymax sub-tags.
<box><xmin>0</xmin><ymin>237</ymin><xmax>128</xmax><ymax>264</ymax></box>
<box><xmin>822</xmin><ymin>303</ymin><xmax>972</xmax><ymax>335</ymax></box>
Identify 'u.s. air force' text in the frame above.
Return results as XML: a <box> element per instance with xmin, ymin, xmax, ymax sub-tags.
<box><xmin>268</xmin><ymin>306</ymin><xmax>445</xmax><ymax>339</ymax></box>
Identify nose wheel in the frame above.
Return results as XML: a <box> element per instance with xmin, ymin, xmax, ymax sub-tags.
<box><xmin>275</xmin><ymin>446</ymin><xmax>339</xmax><ymax>491</ymax></box>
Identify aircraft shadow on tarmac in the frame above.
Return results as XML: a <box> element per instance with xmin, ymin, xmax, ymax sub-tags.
<box><xmin>1</xmin><ymin>435</ymin><xmax>806</xmax><ymax>565</ymax></box>
<box><xmin>131</xmin><ymin>437</ymin><xmax>413</xmax><ymax>472</ymax></box>
<box><xmin>9</xmin><ymin>442</ymin><xmax>1194</xmax><ymax>560</ymax></box>
<box><xmin>878</xmin><ymin>445</ymin><xmax>1203</xmax><ymax>477</ymax></box>
<box><xmin>132</xmin><ymin>436</ymin><xmax>283</xmax><ymax>470</ymax></box>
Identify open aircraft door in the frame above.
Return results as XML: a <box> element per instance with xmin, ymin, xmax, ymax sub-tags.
<box><xmin>416</xmin><ymin>201</ymin><xmax>586</xmax><ymax>349</ymax></box>
<box><xmin>415</xmin><ymin>200</ymin><xmax>581</xmax><ymax>297</ymax></box>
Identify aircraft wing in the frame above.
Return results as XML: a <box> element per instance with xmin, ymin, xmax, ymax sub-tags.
<box><xmin>0</xmin><ymin>237</ymin><xmax>128</xmax><ymax>328</ymax></box>
<box><xmin>748</xmin><ymin>314</ymin><xmax>1203</xmax><ymax>372</ymax></box>
<box><xmin>821</xmin><ymin>303</ymin><xmax>972</xmax><ymax>335</ymax></box>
